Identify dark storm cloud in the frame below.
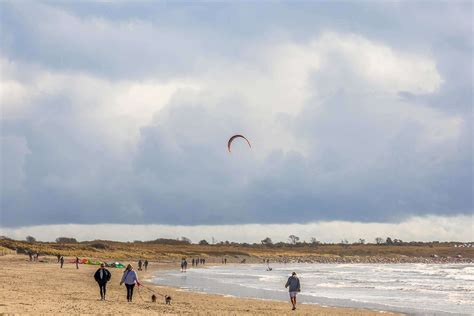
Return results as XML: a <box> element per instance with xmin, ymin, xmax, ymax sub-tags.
<box><xmin>0</xmin><ymin>1</ymin><xmax>472</xmax><ymax>227</ymax></box>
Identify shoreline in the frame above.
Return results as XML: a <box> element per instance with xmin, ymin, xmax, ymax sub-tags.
<box><xmin>146</xmin><ymin>262</ymin><xmax>472</xmax><ymax>316</ymax></box>
<box><xmin>0</xmin><ymin>254</ymin><xmax>401</xmax><ymax>315</ymax></box>
<box><xmin>145</xmin><ymin>267</ymin><xmax>396</xmax><ymax>315</ymax></box>
<box><xmin>143</xmin><ymin>264</ymin><xmax>402</xmax><ymax>315</ymax></box>
<box><xmin>151</xmin><ymin>283</ymin><xmax>400</xmax><ymax>316</ymax></box>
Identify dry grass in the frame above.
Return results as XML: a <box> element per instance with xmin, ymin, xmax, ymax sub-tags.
<box><xmin>1</xmin><ymin>238</ymin><xmax>472</xmax><ymax>261</ymax></box>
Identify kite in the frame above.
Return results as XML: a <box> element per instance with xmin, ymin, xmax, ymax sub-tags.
<box><xmin>228</xmin><ymin>134</ymin><xmax>251</xmax><ymax>153</ymax></box>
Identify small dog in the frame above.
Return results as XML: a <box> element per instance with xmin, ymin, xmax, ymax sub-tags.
<box><xmin>151</xmin><ymin>294</ymin><xmax>157</xmax><ymax>302</ymax></box>
<box><xmin>165</xmin><ymin>295</ymin><xmax>172</xmax><ymax>305</ymax></box>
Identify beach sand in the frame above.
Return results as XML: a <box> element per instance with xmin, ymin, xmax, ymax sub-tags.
<box><xmin>0</xmin><ymin>255</ymin><xmax>399</xmax><ymax>315</ymax></box>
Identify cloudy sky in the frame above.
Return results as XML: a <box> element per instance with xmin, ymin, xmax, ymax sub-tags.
<box><xmin>1</xmin><ymin>1</ymin><xmax>472</xmax><ymax>242</ymax></box>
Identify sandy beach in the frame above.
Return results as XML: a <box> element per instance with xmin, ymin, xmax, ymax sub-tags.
<box><xmin>0</xmin><ymin>255</ymin><xmax>399</xmax><ymax>315</ymax></box>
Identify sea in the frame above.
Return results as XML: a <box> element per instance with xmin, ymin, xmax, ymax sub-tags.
<box><xmin>150</xmin><ymin>263</ymin><xmax>474</xmax><ymax>315</ymax></box>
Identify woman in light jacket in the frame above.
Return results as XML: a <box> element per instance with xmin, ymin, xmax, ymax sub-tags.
<box><xmin>120</xmin><ymin>264</ymin><xmax>140</xmax><ymax>302</ymax></box>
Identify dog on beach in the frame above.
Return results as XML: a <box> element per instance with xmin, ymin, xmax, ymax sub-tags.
<box><xmin>165</xmin><ymin>295</ymin><xmax>172</xmax><ymax>305</ymax></box>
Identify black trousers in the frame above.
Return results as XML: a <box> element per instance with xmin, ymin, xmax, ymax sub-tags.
<box><xmin>125</xmin><ymin>284</ymin><xmax>135</xmax><ymax>301</ymax></box>
<box><xmin>99</xmin><ymin>283</ymin><xmax>107</xmax><ymax>298</ymax></box>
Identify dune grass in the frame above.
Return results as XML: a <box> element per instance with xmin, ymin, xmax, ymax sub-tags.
<box><xmin>1</xmin><ymin>238</ymin><xmax>472</xmax><ymax>261</ymax></box>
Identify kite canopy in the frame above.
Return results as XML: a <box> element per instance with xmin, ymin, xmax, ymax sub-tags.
<box><xmin>228</xmin><ymin>134</ymin><xmax>251</xmax><ymax>152</ymax></box>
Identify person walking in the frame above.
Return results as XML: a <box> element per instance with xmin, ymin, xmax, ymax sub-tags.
<box><xmin>181</xmin><ymin>258</ymin><xmax>186</xmax><ymax>272</ymax></box>
<box><xmin>94</xmin><ymin>263</ymin><xmax>111</xmax><ymax>300</ymax></box>
<box><xmin>138</xmin><ymin>259</ymin><xmax>142</xmax><ymax>271</ymax></box>
<box><xmin>285</xmin><ymin>272</ymin><xmax>301</xmax><ymax>310</ymax></box>
<box><xmin>57</xmin><ymin>254</ymin><xmax>61</xmax><ymax>263</ymax></box>
<box><xmin>60</xmin><ymin>256</ymin><xmax>64</xmax><ymax>268</ymax></box>
<box><xmin>120</xmin><ymin>264</ymin><xmax>140</xmax><ymax>302</ymax></box>
<box><xmin>144</xmin><ymin>260</ymin><xmax>148</xmax><ymax>271</ymax></box>
<box><xmin>75</xmin><ymin>257</ymin><xmax>79</xmax><ymax>269</ymax></box>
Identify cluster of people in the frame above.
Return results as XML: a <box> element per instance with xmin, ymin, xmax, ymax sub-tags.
<box><xmin>137</xmin><ymin>259</ymin><xmax>149</xmax><ymax>271</ymax></box>
<box><xmin>180</xmin><ymin>257</ymin><xmax>207</xmax><ymax>271</ymax></box>
<box><xmin>191</xmin><ymin>258</ymin><xmax>205</xmax><ymax>266</ymax></box>
<box><xmin>93</xmin><ymin>263</ymin><xmax>140</xmax><ymax>302</ymax></box>
<box><xmin>28</xmin><ymin>252</ymin><xmax>39</xmax><ymax>261</ymax></box>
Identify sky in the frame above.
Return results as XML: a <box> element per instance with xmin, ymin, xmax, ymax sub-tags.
<box><xmin>0</xmin><ymin>1</ymin><xmax>472</xmax><ymax>242</ymax></box>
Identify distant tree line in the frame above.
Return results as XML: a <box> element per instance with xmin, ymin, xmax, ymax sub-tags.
<box><xmin>55</xmin><ymin>237</ymin><xmax>78</xmax><ymax>243</ymax></box>
<box><xmin>17</xmin><ymin>235</ymin><xmax>439</xmax><ymax>247</ymax></box>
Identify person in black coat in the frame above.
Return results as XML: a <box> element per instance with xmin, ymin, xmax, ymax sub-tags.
<box><xmin>94</xmin><ymin>263</ymin><xmax>111</xmax><ymax>300</ymax></box>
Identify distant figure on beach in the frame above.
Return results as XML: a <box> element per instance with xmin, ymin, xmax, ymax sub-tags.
<box><xmin>266</xmin><ymin>259</ymin><xmax>272</xmax><ymax>271</ymax></box>
<box><xmin>224</xmin><ymin>258</ymin><xmax>227</xmax><ymax>264</ymax></box>
<box><xmin>28</xmin><ymin>252</ymin><xmax>33</xmax><ymax>261</ymax></box>
<box><xmin>94</xmin><ymin>263</ymin><xmax>111</xmax><ymax>300</ymax></box>
<box><xmin>285</xmin><ymin>272</ymin><xmax>301</xmax><ymax>310</ymax></box>
<box><xmin>75</xmin><ymin>257</ymin><xmax>79</xmax><ymax>269</ymax></box>
<box><xmin>144</xmin><ymin>260</ymin><xmax>148</xmax><ymax>271</ymax></box>
<box><xmin>120</xmin><ymin>264</ymin><xmax>140</xmax><ymax>302</ymax></box>
<box><xmin>138</xmin><ymin>259</ymin><xmax>142</xmax><ymax>271</ymax></box>
<box><xmin>181</xmin><ymin>258</ymin><xmax>188</xmax><ymax>272</ymax></box>
<box><xmin>192</xmin><ymin>258</ymin><xmax>195</xmax><ymax>266</ymax></box>
<box><xmin>57</xmin><ymin>254</ymin><xmax>61</xmax><ymax>263</ymax></box>
<box><xmin>60</xmin><ymin>256</ymin><xmax>64</xmax><ymax>268</ymax></box>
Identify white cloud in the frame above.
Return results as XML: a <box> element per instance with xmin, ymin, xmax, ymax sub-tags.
<box><xmin>312</xmin><ymin>32</ymin><xmax>443</xmax><ymax>94</ymax></box>
<box><xmin>1</xmin><ymin>215</ymin><xmax>472</xmax><ymax>243</ymax></box>
<box><xmin>0</xmin><ymin>57</ymin><xmax>199</xmax><ymax>152</ymax></box>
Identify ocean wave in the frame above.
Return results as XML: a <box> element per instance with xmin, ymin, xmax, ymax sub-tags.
<box><xmin>154</xmin><ymin>263</ymin><xmax>474</xmax><ymax>315</ymax></box>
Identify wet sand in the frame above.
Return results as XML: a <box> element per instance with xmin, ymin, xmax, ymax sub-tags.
<box><xmin>0</xmin><ymin>255</ymin><xmax>400</xmax><ymax>315</ymax></box>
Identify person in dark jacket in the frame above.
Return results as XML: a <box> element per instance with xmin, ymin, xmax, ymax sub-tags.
<box><xmin>285</xmin><ymin>272</ymin><xmax>301</xmax><ymax>310</ymax></box>
<box><xmin>94</xmin><ymin>263</ymin><xmax>111</xmax><ymax>300</ymax></box>
<box><xmin>60</xmin><ymin>256</ymin><xmax>64</xmax><ymax>268</ymax></box>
